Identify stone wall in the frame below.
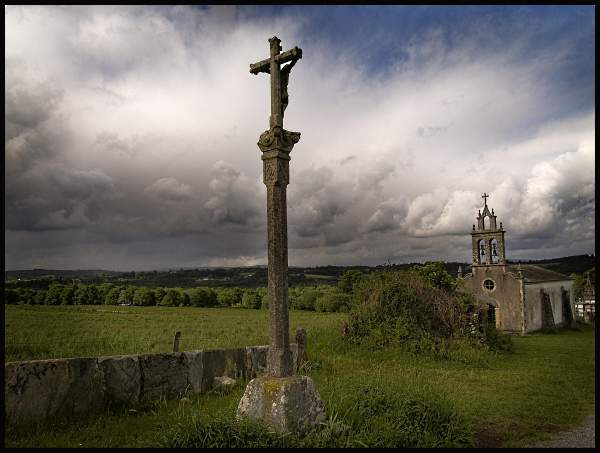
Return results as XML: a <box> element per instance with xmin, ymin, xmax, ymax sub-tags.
<box><xmin>523</xmin><ymin>281</ymin><xmax>574</xmax><ymax>332</ymax></box>
<box><xmin>463</xmin><ymin>266</ymin><xmax>524</xmax><ymax>333</ymax></box>
<box><xmin>5</xmin><ymin>343</ymin><xmax>303</xmax><ymax>426</ymax></box>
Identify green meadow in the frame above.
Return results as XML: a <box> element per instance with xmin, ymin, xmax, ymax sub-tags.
<box><xmin>4</xmin><ymin>305</ymin><xmax>595</xmax><ymax>448</ymax></box>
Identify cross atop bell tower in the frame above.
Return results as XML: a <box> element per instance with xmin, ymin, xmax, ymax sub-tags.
<box><xmin>471</xmin><ymin>193</ymin><xmax>506</xmax><ymax>267</ymax></box>
<box><xmin>482</xmin><ymin>192</ymin><xmax>489</xmax><ymax>206</ymax></box>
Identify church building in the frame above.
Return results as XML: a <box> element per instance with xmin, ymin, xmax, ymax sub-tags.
<box><xmin>461</xmin><ymin>194</ymin><xmax>576</xmax><ymax>334</ymax></box>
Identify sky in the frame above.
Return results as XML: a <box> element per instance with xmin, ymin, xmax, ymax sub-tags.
<box><xmin>4</xmin><ymin>5</ymin><xmax>596</xmax><ymax>270</ymax></box>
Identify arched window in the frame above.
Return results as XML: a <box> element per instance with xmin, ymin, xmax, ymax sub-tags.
<box><xmin>478</xmin><ymin>239</ymin><xmax>485</xmax><ymax>264</ymax></box>
<box><xmin>490</xmin><ymin>238</ymin><xmax>499</xmax><ymax>264</ymax></box>
<box><xmin>482</xmin><ymin>215</ymin><xmax>489</xmax><ymax>230</ymax></box>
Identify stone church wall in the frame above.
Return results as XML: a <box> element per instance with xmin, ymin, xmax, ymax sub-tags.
<box><xmin>463</xmin><ymin>266</ymin><xmax>523</xmax><ymax>333</ymax></box>
<box><xmin>523</xmin><ymin>281</ymin><xmax>574</xmax><ymax>332</ymax></box>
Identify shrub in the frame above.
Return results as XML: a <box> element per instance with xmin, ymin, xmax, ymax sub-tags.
<box><xmin>60</xmin><ymin>285</ymin><xmax>76</xmax><ymax>305</ymax></box>
<box><xmin>4</xmin><ymin>288</ymin><xmax>19</xmax><ymax>305</ymax></box>
<box><xmin>294</xmin><ymin>289</ymin><xmax>318</xmax><ymax>311</ymax></box>
<box><xmin>217</xmin><ymin>288</ymin><xmax>243</xmax><ymax>307</ymax></box>
<box><xmin>338</xmin><ymin>270</ymin><xmax>364</xmax><ymax>293</ymax></box>
<box><xmin>410</xmin><ymin>262</ymin><xmax>457</xmax><ymax>292</ymax></box>
<box><xmin>344</xmin><ymin>270</ymin><xmax>507</xmax><ymax>360</ymax></box>
<box><xmin>189</xmin><ymin>288</ymin><xmax>218</xmax><ymax>307</ymax></box>
<box><xmin>180</xmin><ymin>292</ymin><xmax>191</xmax><ymax>307</ymax></box>
<box><xmin>104</xmin><ymin>287</ymin><xmax>122</xmax><ymax>305</ymax></box>
<box><xmin>133</xmin><ymin>288</ymin><xmax>156</xmax><ymax>306</ymax></box>
<box><xmin>241</xmin><ymin>290</ymin><xmax>262</xmax><ymax>309</ymax></box>
<box><xmin>160</xmin><ymin>289</ymin><xmax>181</xmax><ymax>307</ymax></box>
<box><xmin>45</xmin><ymin>284</ymin><xmax>64</xmax><ymax>306</ymax></box>
<box><xmin>315</xmin><ymin>292</ymin><xmax>351</xmax><ymax>312</ymax></box>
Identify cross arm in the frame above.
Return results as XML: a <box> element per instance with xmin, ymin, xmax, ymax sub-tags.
<box><xmin>249</xmin><ymin>46</ymin><xmax>302</xmax><ymax>75</ymax></box>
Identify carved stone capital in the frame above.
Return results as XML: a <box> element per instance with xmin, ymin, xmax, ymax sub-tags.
<box><xmin>257</xmin><ymin>126</ymin><xmax>300</xmax><ymax>155</ymax></box>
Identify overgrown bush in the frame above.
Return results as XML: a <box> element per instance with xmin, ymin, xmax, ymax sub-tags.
<box><xmin>216</xmin><ymin>288</ymin><xmax>243</xmax><ymax>307</ymax></box>
<box><xmin>241</xmin><ymin>290</ymin><xmax>262</xmax><ymax>309</ymax></box>
<box><xmin>344</xmin><ymin>270</ymin><xmax>511</xmax><ymax>359</ymax></box>
<box><xmin>315</xmin><ymin>292</ymin><xmax>351</xmax><ymax>312</ymax></box>
<box><xmin>189</xmin><ymin>288</ymin><xmax>218</xmax><ymax>307</ymax></box>
<box><xmin>294</xmin><ymin>289</ymin><xmax>318</xmax><ymax>311</ymax></box>
<box><xmin>159</xmin><ymin>289</ymin><xmax>181</xmax><ymax>307</ymax></box>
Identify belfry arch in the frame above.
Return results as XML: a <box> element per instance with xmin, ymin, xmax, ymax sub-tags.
<box><xmin>471</xmin><ymin>193</ymin><xmax>506</xmax><ymax>267</ymax></box>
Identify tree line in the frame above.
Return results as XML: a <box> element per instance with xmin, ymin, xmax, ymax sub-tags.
<box><xmin>3</xmin><ymin>274</ymin><xmax>363</xmax><ymax>313</ymax></box>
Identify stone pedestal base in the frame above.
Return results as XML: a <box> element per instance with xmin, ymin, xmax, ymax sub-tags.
<box><xmin>236</xmin><ymin>375</ymin><xmax>325</xmax><ymax>435</ymax></box>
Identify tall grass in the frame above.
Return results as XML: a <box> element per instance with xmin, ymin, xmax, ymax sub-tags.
<box><xmin>157</xmin><ymin>381</ymin><xmax>473</xmax><ymax>448</ymax></box>
<box><xmin>4</xmin><ymin>305</ymin><xmax>345</xmax><ymax>362</ymax></box>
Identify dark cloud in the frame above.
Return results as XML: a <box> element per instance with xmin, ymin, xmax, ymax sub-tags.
<box><xmin>145</xmin><ymin>177</ymin><xmax>193</xmax><ymax>202</ymax></box>
<box><xmin>204</xmin><ymin>161</ymin><xmax>263</xmax><ymax>227</ymax></box>
<box><xmin>4</xmin><ymin>5</ymin><xmax>595</xmax><ymax>269</ymax></box>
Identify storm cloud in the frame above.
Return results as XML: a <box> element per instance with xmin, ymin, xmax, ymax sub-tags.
<box><xmin>4</xmin><ymin>5</ymin><xmax>595</xmax><ymax>270</ymax></box>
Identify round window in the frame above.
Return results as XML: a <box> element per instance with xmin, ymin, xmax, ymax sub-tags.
<box><xmin>483</xmin><ymin>279</ymin><xmax>495</xmax><ymax>291</ymax></box>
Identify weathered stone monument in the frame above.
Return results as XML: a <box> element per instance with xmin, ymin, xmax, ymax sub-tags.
<box><xmin>236</xmin><ymin>36</ymin><xmax>325</xmax><ymax>434</ymax></box>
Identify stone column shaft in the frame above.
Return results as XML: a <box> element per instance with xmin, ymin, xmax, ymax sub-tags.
<box><xmin>258</xmin><ymin>127</ymin><xmax>300</xmax><ymax>378</ymax></box>
<box><xmin>265</xmin><ymin>161</ymin><xmax>291</xmax><ymax>377</ymax></box>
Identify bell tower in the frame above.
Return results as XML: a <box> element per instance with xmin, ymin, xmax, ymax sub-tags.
<box><xmin>471</xmin><ymin>193</ymin><xmax>506</xmax><ymax>268</ymax></box>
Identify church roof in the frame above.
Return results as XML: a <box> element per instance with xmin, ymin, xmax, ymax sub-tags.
<box><xmin>508</xmin><ymin>264</ymin><xmax>572</xmax><ymax>283</ymax></box>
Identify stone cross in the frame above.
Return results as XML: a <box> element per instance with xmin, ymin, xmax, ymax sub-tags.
<box><xmin>482</xmin><ymin>193</ymin><xmax>489</xmax><ymax>206</ymax></box>
<box><xmin>250</xmin><ymin>36</ymin><xmax>302</xmax><ymax>129</ymax></box>
<box><xmin>250</xmin><ymin>36</ymin><xmax>302</xmax><ymax>378</ymax></box>
<box><xmin>238</xmin><ymin>37</ymin><xmax>325</xmax><ymax>435</ymax></box>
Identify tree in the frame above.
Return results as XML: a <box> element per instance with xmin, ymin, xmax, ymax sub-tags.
<box><xmin>338</xmin><ymin>270</ymin><xmax>364</xmax><ymax>294</ymax></box>
<box><xmin>217</xmin><ymin>288</ymin><xmax>243</xmax><ymax>307</ymax></box>
<box><xmin>105</xmin><ymin>287</ymin><xmax>122</xmax><ymax>305</ymax></box>
<box><xmin>316</xmin><ymin>292</ymin><xmax>351</xmax><ymax>312</ymax></box>
<box><xmin>412</xmin><ymin>262</ymin><xmax>456</xmax><ymax>292</ymax></box>
<box><xmin>241</xmin><ymin>290</ymin><xmax>262</xmax><ymax>309</ymax></box>
<box><xmin>117</xmin><ymin>289</ymin><xmax>133</xmax><ymax>305</ymax></box>
<box><xmin>160</xmin><ymin>289</ymin><xmax>181</xmax><ymax>307</ymax></box>
<box><xmin>294</xmin><ymin>289</ymin><xmax>318</xmax><ymax>311</ymax></box>
<box><xmin>133</xmin><ymin>287</ymin><xmax>155</xmax><ymax>306</ymax></box>
<box><xmin>45</xmin><ymin>283</ymin><xmax>64</xmax><ymax>305</ymax></box>
<box><xmin>189</xmin><ymin>288</ymin><xmax>218</xmax><ymax>307</ymax></box>
<box><xmin>85</xmin><ymin>285</ymin><xmax>100</xmax><ymax>305</ymax></box>
<box><xmin>60</xmin><ymin>285</ymin><xmax>76</xmax><ymax>305</ymax></box>
<box><xmin>19</xmin><ymin>288</ymin><xmax>38</xmax><ymax>305</ymax></box>
<box><xmin>4</xmin><ymin>288</ymin><xmax>19</xmax><ymax>305</ymax></box>
<box><xmin>154</xmin><ymin>288</ymin><xmax>167</xmax><ymax>305</ymax></box>
<box><xmin>74</xmin><ymin>285</ymin><xmax>87</xmax><ymax>305</ymax></box>
<box><xmin>180</xmin><ymin>291</ymin><xmax>190</xmax><ymax>307</ymax></box>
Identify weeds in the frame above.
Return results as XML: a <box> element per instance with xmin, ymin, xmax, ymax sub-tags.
<box><xmin>157</xmin><ymin>382</ymin><xmax>474</xmax><ymax>448</ymax></box>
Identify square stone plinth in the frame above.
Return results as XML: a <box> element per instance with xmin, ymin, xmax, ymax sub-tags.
<box><xmin>236</xmin><ymin>375</ymin><xmax>325</xmax><ymax>435</ymax></box>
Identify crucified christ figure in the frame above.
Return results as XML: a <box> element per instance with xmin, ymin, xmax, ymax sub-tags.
<box><xmin>280</xmin><ymin>57</ymin><xmax>299</xmax><ymax>117</ymax></box>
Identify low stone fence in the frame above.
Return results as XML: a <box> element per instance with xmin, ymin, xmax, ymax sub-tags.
<box><xmin>5</xmin><ymin>331</ymin><xmax>308</xmax><ymax>426</ymax></box>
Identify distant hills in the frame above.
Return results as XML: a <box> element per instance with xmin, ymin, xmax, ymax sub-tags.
<box><xmin>4</xmin><ymin>254</ymin><xmax>594</xmax><ymax>289</ymax></box>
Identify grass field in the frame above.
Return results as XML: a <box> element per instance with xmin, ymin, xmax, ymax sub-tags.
<box><xmin>4</xmin><ymin>305</ymin><xmax>596</xmax><ymax>448</ymax></box>
<box><xmin>4</xmin><ymin>305</ymin><xmax>345</xmax><ymax>362</ymax></box>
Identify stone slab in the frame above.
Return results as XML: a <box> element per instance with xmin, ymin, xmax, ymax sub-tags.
<box><xmin>98</xmin><ymin>355</ymin><xmax>141</xmax><ymax>405</ymax></box>
<box><xmin>139</xmin><ymin>353</ymin><xmax>189</xmax><ymax>400</ymax></box>
<box><xmin>5</xmin><ymin>357</ymin><xmax>104</xmax><ymax>425</ymax></box>
<box><xmin>237</xmin><ymin>375</ymin><xmax>325</xmax><ymax>435</ymax></box>
<box><xmin>183</xmin><ymin>351</ymin><xmax>203</xmax><ymax>393</ymax></box>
